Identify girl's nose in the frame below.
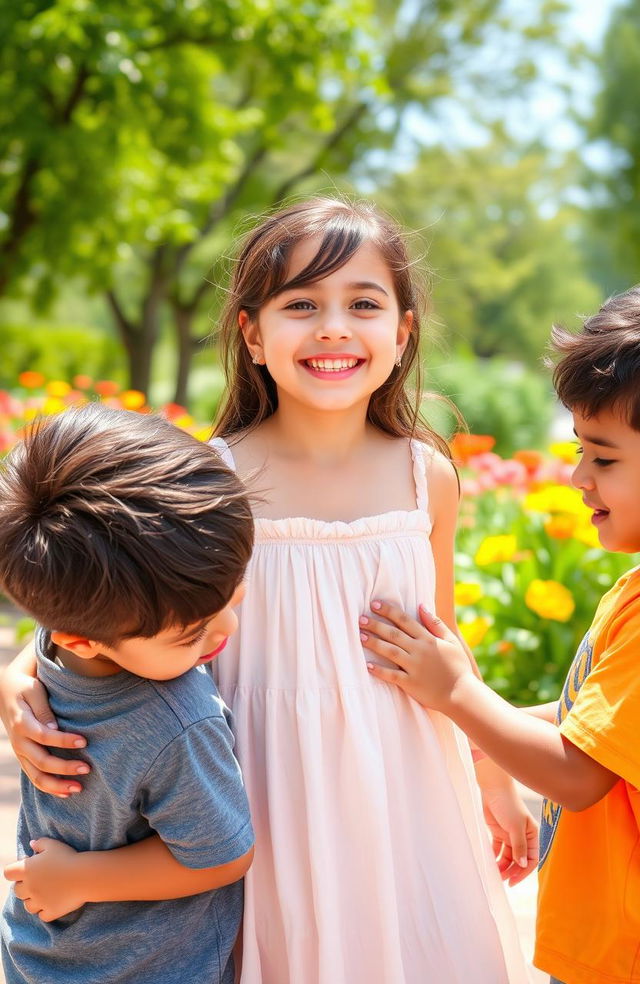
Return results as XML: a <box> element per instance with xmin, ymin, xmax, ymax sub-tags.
<box><xmin>315</xmin><ymin>312</ymin><xmax>352</xmax><ymax>341</ymax></box>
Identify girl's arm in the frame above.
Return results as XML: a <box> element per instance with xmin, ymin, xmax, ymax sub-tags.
<box><xmin>427</xmin><ymin>453</ymin><xmax>538</xmax><ymax>885</ymax></box>
<box><xmin>4</xmin><ymin>835</ymin><xmax>254</xmax><ymax>923</ymax></box>
<box><xmin>0</xmin><ymin>641</ymin><xmax>89</xmax><ymax>796</ymax></box>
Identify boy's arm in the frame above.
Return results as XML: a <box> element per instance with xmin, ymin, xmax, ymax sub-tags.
<box><xmin>362</xmin><ymin>602</ymin><xmax>619</xmax><ymax>811</ymax></box>
<box><xmin>5</xmin><ymin>835</ymin><xmax>253</xmax><ymax>922</ymax></box>
<box><xmin>521</xmin><ymin>701</ymin><xmax>559</xmax><ymax>723</ymax></box>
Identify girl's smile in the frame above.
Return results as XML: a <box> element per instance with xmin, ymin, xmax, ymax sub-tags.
<box><xmin>301</xmin><ymin>353</ymin><xmax>365</xmax><ymax>379</ymax></box>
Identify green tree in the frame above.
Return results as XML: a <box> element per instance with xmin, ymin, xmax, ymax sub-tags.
<box><xmin>586</xmin><ymin>0</ymin><xmax>640</xmax><ymax>288</ymax></box>
<box><xmin>1</xmin><ymin>0</ymin><xmax>572</xmax><ymax>401</ymax></box>
<box><xmin>377</xmin><ymin>136</ymin><xmax>601</xmax><ymax>362</ymax></box>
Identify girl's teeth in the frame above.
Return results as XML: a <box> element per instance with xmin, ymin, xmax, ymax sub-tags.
<box><xmin>307</xmin><ymin>359</ymin><xmax>358</xmax><ymax>371</ymax></box>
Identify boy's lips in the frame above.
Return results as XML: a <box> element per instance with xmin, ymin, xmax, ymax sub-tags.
<box><xmin>198</xmin><ymin>638</ymin><xmax>228</xmax><ymax>664</ymax></box>
<box><xmin>585</xmin><ymin>502</ymin><xmax>610</xmax><ymax>525</ymax></box>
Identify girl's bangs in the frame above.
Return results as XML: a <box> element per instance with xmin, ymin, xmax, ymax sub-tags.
<box><xmin>269</xmin><ymin>218</ymin><xmax>370</xmax><ymax>298</ymax></box>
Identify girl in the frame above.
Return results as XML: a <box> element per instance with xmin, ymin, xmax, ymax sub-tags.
<box><xmin>1</xmin><ymin>198</ymin><xmax>535</xmax><ymax>983</ymax></box>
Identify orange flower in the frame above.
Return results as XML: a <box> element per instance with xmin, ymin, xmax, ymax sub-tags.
<box><xmin>544</xmin><ymin>515</ymin><xmax>578</xmax><ymax>540</ymax></box>
<box><xmin>449</xmin><ymin>433</ymin><xmax>495</xmax><ymax>465</ymax></box>
<box><xmin>513</xmin><ymin>449</ymin><xmax>544</xmax><ymax>474</ymax></box>
<box><xmin>94</xmin><ymin>380</ymin><xmax>121</xmax><ymax>397</ymax></box>
<box><xmin>120</xmin><ymin>390</ymin><xmax>146</xmax><ymax>410</ymax></box>
<box><xmin>73</xmin><ymin>374</ymin><xmax>93</xmax><ymax>390</ymax></box>
<box><xmin>18</xmin><ymin>371</ymin><xmax>45</xmax><ymax>389</ymax></box>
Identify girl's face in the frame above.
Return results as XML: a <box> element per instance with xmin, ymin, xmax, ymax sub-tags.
<box><xmin>240</xmin><ymin>239</ymin><xmax>412</xmax><ymax>416</ymax></box>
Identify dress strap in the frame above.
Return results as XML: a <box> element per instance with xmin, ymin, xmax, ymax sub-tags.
<box><xmin>210</xmin><ymin>436</ymin><xmax>237</xmax><ymax>473</ymax></box>
<box><xmin>410</xmin><ymin>439</ymin><xmax>431</xmax><ymax>515</ymax></box>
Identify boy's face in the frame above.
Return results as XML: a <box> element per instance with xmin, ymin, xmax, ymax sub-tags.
<box><xmin>56</xmin><ymin>583</ymin><xmax>245</xmax><ymax>681</ymax></box>
<box><xmin>572</xmin><ymin>408</ymin><xmax>640</xmax><ymax>553</ymax></box>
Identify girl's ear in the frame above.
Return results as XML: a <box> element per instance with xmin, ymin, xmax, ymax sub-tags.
<box><xmin>50</xmin><ymin>632</ymin><xmax>102</xmax><ymax>660</ymax></box>
<box><xmin>396</xmin><ymin>310</ymin><xmax>413</xmax><ymax>359</ymax></box>
<box><xmin>239</xmin><ymin>310</ymin><xmax>265</xmax><ymax>366</ymax></box>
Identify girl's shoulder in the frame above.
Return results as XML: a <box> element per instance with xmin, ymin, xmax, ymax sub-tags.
<box><xmin>413</xmin><ymin>441</ymin><xmax>459</xmax><ymax>521</ymax></box>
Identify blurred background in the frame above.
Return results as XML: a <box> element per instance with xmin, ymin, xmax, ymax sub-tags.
<box><xmin>3</xmin><ymin>0</ymin><xmax>639</xmax><ymax>436</ymax></box>
<box><xmin>1</xmin><ymin>0</ymin><xmax>640</xmax><ymax>700</ymax></box>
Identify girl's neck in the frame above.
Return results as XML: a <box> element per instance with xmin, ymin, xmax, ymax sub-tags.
<box><xmin>263</xmin><ymin>401</ymin><xmax>372</xmax><ymax>464</ymax></box>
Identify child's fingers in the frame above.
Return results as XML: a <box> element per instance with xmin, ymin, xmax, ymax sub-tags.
<box><xmin>417</xmin><ymin>607</ymin><xmax>456</xmax><ymax>643</ymax></box>
<box><xmin>366</xmin><ymin>662</ymin><xmax>410</xmax><ymax>690</ymax></box>
<box><xmin>360</xmin><ymin>628</ymin><xmax>410</xmax><ymax>669</ymax></box>
<box><xmin>367</xmin><ymin>601</ymin><xmax>423</xmax><ymax>638</ymax></box>
<box><xmin>4</xmin><ymin>860</ymin><xmax>25</xmax><ymax>883</ymax></box>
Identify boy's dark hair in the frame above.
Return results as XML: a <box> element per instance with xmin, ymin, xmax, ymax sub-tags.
<box><xmin>0</xmin><ymin>404</ymin><xmax>254</xmax><ymax>644</ymax></box>
<box><xmin>552</xmin><ymin>285</ymin><xmax>640</xmax><ymax>429</ymax></box>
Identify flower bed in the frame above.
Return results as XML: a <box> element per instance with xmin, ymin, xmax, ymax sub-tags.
<box><xmin>453</xmin><ymin>434</ymin><xmax>637</xmax><ymax>704</ymax></box>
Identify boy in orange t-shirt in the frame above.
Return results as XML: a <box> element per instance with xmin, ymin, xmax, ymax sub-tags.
<box><xmin>359</xmin><ymin>285</ymin><xmax>640</xmax><ymax>984</ymax></box>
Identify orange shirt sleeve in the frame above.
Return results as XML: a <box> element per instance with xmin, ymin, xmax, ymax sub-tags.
<box><xmin>560</xmin><ymin>603</ymin><xmax>640</xmax><ymax>790</ymax></box>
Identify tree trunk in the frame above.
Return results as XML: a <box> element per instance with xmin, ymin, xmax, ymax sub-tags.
<box><xmin>172</xmin><ymin>304</ymin><xmax>196</xmax><ymax>407</ymax></box>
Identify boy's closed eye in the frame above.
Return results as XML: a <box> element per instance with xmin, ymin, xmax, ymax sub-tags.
<box><xmin>575</xmin><ymin>446</ymin><xmax>616</xmax><ymax>467</ymax></box>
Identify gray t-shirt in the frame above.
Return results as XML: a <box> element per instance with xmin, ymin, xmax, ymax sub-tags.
<box><xmin>1</xmin><ymin>629</ymin><xmax>254</xmax><ymax>984</ymax></box>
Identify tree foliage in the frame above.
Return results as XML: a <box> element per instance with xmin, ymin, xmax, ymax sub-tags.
<box><xmin>1</xmin><ymin>0</ymin><xmax>573</xmax><ymax>399</ymax></box>
<box><xmin>584</xmin><ymin>0</ymin><xmax>640</xmax><ymax>288</ymax></box>
<box><xmin>377</xmin><ymin>136</ymin><xmax>601</xmax><ymax>363</ymax></box>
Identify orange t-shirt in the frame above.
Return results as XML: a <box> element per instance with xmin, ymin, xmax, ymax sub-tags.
<box><xmin>535</xmin><ymin>565</ymin><xmax>640</xmax><ymax>984</ymax></box>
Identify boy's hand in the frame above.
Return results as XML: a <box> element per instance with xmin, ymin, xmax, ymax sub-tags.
<box><xmin>4</xmin><ymin>838</ymin><xmax>85</xmax><ymax>921</ymax></box>
<box><xmin>360</xmin><ymin>601</ymin><xmax>473</xmax><ymax>710</ymax></box>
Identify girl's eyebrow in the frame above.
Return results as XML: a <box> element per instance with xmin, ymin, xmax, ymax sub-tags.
<box><xmin>279</xmin><ymin>280</ymin><xmax>389</xmax><ymax>296</ymax></box>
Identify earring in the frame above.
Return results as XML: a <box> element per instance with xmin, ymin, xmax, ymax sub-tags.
<box><xmin>395</xmin><ymin>354</ymin><xmax>402</xmax><ymax>368</ymax></box>
<box><xmin>252</xmin><ymin>355</ymin><xmax>261</xmax><ymax>365</ymax></box>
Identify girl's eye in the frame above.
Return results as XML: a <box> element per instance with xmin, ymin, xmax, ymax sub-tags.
<box><xmin>594</xmin><ymin>457</ymin><xmax>615</xmax><ymax>467</ymax></box>
<box><xmin>351</xmin><ymin>299</ymin><xmax>379</xmax><ymax>310</ymax></box>
<box><xmin>285</xmin><ymin>300</ymin><xmax>315</xmax><ymax>311</ymax></box>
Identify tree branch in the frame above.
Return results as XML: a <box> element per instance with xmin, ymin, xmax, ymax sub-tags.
<box><xmin>271</xmin><ymin>101</ymin><xmax>369</xmax><ymax>207</ymax></box>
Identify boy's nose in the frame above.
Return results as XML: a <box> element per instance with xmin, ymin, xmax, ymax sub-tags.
<box><xmin>571</xmin><ymin>459</ymin><xmax>594</xmax><ymax>491</ymax></box>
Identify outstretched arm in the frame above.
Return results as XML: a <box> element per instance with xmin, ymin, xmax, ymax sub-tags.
<box><xmin>0</xmin><ymin>641</ymin><xmax>89</xmax><ymax>796</ymax></box>
<box><xmin>363</xmin><ymin>603</ymin><xmax>618</xmax><ymax>811</ymax></box>
<box><xmin>5</xmin><ymin>835</ymin><xmax>254</xmax><ymax>923</ymax></box>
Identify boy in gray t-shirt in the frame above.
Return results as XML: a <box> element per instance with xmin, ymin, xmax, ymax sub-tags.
<box><xmin>0</xmin><ymin>404</ymin><xmax>255</xmax><ymax>984</ymax></box>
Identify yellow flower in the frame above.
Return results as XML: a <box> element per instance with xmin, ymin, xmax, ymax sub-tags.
<box><xmin>120</xmin><ymin>390</ymin><xmax>146</xmax><ymax>410</ymax></box>
<box><xmin>459</xmin><ymin>617</ymin><xmax>491</xmax><ymax>648</ymax></box>
<box><xmin>573</xmin><ymin>520</ymin><xmax>601</xmax><ymax>549</ymax></box>
<box><xmin>42</xmin><ymin>397</ymin><xmax>66</xmax><ymax>415</ymax></box>
<box><xmin>474</xmin><ymin>535</ymin><xmax>517</xmax><ymax>566</ymax></box>
<box><xmin>544</xmin><ymin>515</ymin><xmax>578</xmax><ymax>540</ymax></box>
<box><xmin>173</xmin><ymin>413</ymin><xmax>194</xmax><ymax>429</ymax></box>
<box><xmin>454</xmin><ymin>582</ymin><xmax>483</xmax><ymax>606</ymax></box>
<box><xmin>45</xmin><ymin>380</ymin><xmax>71</xmax><ymax>398</ymax></box>
<box><xmin>524</xmin><ymin>485</ymin><xmax>585</xmax><ymax>517</ymax></box>
<box><xmin>549</xmin><ymin>441</ymin><xmax>579</xmax><ymax>464</ymax></box>
<box><xmin>525</xmin><ymin>580</ymin><xmax>575</xmax><ymax>622</ymax></box>
<box><xmin>190</xmin><ymin>426</ymin><xmax>213</xmax><ymax>442</ymax></box>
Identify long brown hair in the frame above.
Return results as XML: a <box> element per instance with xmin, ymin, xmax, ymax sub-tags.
<box><xmin>215</xmin><ymin>196</ymin><xmax>451</xmax><ymax>457</ymax></box>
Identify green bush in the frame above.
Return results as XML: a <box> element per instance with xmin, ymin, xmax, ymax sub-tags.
<box><xmin>424</xmin><ymin>353</ymin><xmax>554</xmax><ymax>455</ymax></box>
<box><xmin>0</xmin><ymin>322</ymin><xmax>125</xmax><ymax>387</ymax></box>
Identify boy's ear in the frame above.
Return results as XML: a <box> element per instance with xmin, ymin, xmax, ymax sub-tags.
<box><xmin>50</xmin><ymin>632</ymin><xmax>102</xmax><ymax>660</ymax></box>
<box><xmin>239</xmin><ymin>310</ymin><xmax>264</xmax><ymax>365</ymax></box>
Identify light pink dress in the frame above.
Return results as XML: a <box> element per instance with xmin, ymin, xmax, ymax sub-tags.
<box><xmin>213</xmin><ymin>437</ymin><xmax>529</xmax><ymax>984</ymax></box>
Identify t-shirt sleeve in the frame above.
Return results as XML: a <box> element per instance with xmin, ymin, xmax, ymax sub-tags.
<box><xmin>137</xmin><ymin>715</ymin><xmax>254</xmax><ymax>869</ymax></box>
<box><xmin>560</xmin><ymin>604</ymin><xmax>640</xmax><ymax>789</ymax></box>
